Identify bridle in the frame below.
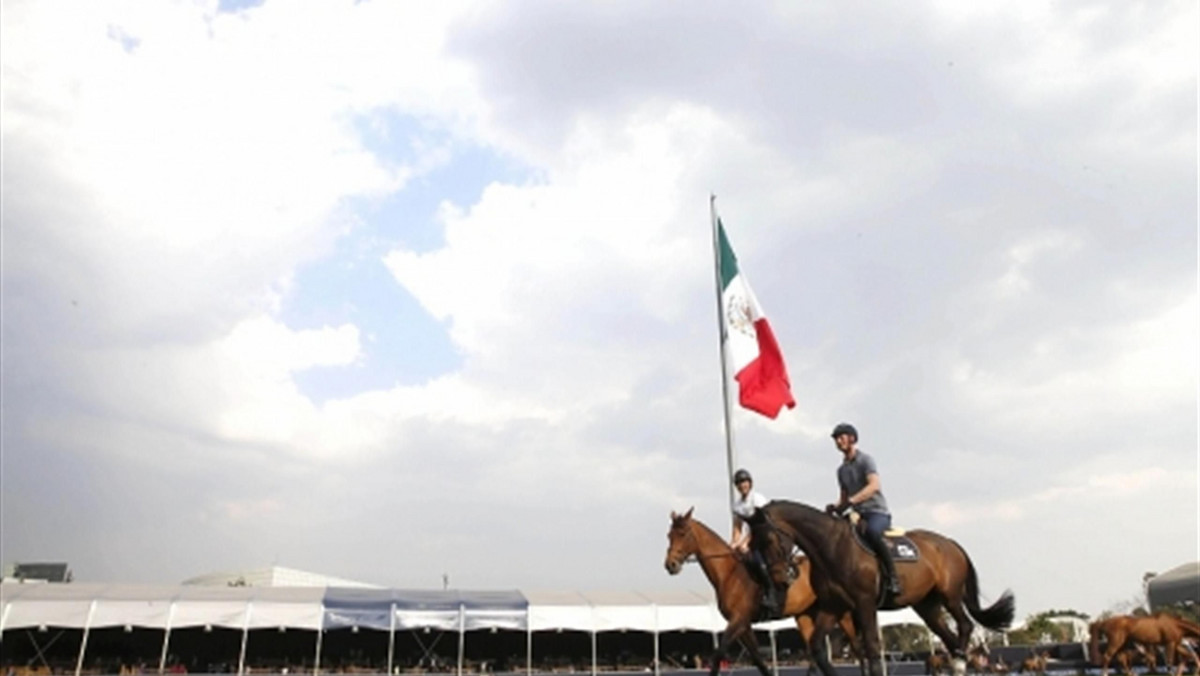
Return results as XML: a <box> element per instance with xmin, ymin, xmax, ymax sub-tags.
<box><xmin>670</xmin><ymin>519</ymin><xmax>737</xmax><ymax>567</ymax></box>
<box><xmin>753</xmin><ymin>510</ymin><xmax>801</xmax><ymax>582</ymax></box>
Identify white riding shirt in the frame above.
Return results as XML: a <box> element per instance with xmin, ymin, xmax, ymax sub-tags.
<box><xmin>732</xmin><ymin>489</ymin><xmax>768</xmax><ymax>535</ymax></box>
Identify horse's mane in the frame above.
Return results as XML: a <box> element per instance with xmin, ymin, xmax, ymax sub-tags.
<box><xmin>687</xmin><ymin>515</ymin><xmax>731</xmax><ymax>550</ymax></box>
<box><xmin>764</xmin><ymin>498</ymin><xmax>825</xmax><ymax>515</ymax></box>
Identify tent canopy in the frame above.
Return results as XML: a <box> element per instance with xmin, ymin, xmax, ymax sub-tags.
<box><xmin>2</xmin><ymin>583</ymin><xmax>928</xmax><ymax>634</ymax></box>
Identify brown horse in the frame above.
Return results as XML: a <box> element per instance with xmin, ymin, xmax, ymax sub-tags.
<box><xmin>927</xmin><ymin>651</ymin><xmax>951</xmax><ymax>676</ymax></box>
<box><xmin>664</xmin><ymin>508</ymin><xmax>860</xmax><ymax>676</ymax></box>
<box><xmin>1090</xmin><ymin>614</ymin><xmax>1200</xmax><ymax>676</ymax></box>
<box><xmin>966</xmin><ymin>645</ymin><xmax>992</xmax><ymax>676</ymax></box>
<box><xmin>755</xmin><ymin>500</ymin><xmax>1015</xmax><ymax>676</ymax></box>
<box><xmin>1016</xmin><ymin>651</ymin><xmax>1048</xmax><ymax>675</ymax></box>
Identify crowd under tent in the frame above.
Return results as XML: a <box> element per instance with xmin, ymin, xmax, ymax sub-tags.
<box><xmin>1</xmin><ymin>583</ymin><xmax>927</xmax><ymax>676</ymax></box>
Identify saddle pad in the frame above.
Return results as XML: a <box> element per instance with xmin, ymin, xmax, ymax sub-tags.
<box><xmin>853</xmin><ymin>531</ymin><xmax>921</xmax><ymax>562</ymax></box>
<box><xmin>885</xmin><ymin>535</ymin><xmax>920</xmax><ymax>562</ymax></box>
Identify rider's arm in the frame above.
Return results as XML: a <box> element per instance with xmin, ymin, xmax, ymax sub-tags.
<box><xmin>848</xmin><ymin>472</ymin><xmax>881</xmax><ymax>506</ymax></box>
<box><xmin>730</xmin><ymin>517</ymin><xmax>750</xmax><ymax>549</ymax></box>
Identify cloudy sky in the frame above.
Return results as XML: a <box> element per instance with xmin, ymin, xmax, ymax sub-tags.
<box><xmin>2</xmin><ymin>0</ymin><xmax>1196</xmax><ymax>621</ymax></box>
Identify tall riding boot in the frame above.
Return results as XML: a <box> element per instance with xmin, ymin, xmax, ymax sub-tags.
<box><xmin>868</xmin><ymin>534</ymin><xmax>902</xmax><ymax>600</ymax></box>
<box><xmin>756</xmin><ymin>559</ymin><xmax>780</xmax><ymax>615</ymax></box>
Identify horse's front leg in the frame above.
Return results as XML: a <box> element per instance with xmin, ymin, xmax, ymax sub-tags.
<box><xmin>851</xmin><ymin>604</ymin><xmax>885</xmax><ymax>676</ymax></box>
<box><xmin>1101</xmin><ymin>637</ymin><xmax>1126</xmax><ymax>676</ymax></box>
<box><xmin>795</xmin><ymin>614</ymin><xmax>819</xmax><ymax>676</ymax></box>
<box><xmin>808</xmin><ymin>610</ymin><xmax>842</xmax><ymax>676</ymax></box>
<box><xmin>737</xmin><ymin>628</ymin><xmax>774</xmax><ymax>676</ymax></box>
<box><xmin>1167</xmin><ymin>641</ymin><xmax>1182</xmax><ymax>676</ymax></box>
<box><xmin>835</xmin><ymin>613</ymin><xmax>867</xmax><ymax>676</ymax></box>
<box><xmin>710</xmin><ymin>622</ymin><xmax>749</xmax><ymax>676</ymax></box>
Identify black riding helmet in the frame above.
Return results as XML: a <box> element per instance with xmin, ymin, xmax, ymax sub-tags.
<box><xmin>732</xmin><ymin>468</ymin><xmax>752</xmax><ymax>484</ymax></box>
<box><xmin>831</xmin><ymin>423</ymin><xmax>858</xmax><ymax>442</ymax></box>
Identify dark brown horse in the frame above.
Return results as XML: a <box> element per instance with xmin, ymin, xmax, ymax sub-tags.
<box><xmin>1090</xmin><ymin>613</ymin><xmax>1200</xmax><ymax>676</ymax></box>
<box><xmin>755</xmin><ymin>500</ymin><xmax>1015</xmax><ymax>676</ymax></box>
<box><xmin>664</xmin><ymin>508</ymin><xmax>860</xmax><ymax>676</ymax></box>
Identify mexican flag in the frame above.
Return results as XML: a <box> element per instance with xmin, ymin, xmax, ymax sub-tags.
<box><xmin>717</xmin><ymin>219</ymin><xmax>796</xmax><ymax>419</ymax></box>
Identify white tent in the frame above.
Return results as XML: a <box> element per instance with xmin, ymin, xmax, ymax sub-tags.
<box><xmin>1</xmin><ymin>582</ymin><xmax>934</xmax><ymax>676</ymax></box>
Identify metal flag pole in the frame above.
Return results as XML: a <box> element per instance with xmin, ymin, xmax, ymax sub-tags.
<box><xmin>710</xmin><ymin>195</ymin><xmax>739</xmax><ymax>528</ymax></box>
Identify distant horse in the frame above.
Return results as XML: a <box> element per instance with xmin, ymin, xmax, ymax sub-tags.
<box><xmin>664</xmin><ymin>508</ymin><xmax>861</xmax><ymax>676</ymax></box>
<box><xmin>1016</xmin><ymin>651</ymin><xmax>1048</xmax><ymax>676</ymax></box>
<box><xmin>927</xmin><ymin>651</ymin><xmax>951</xmax><ymax>676</ymax></box>
<box><xmin>1090</xmin><ymin>614</ymin><xmax>1200</xmax><ymax>676</ymax></box>
<box><xmin>966</xmin><ymin>645</ymin><xmax>991</xmax><ymax>676</ymax></box>
<box><xmin>754</xmin><ymin>500</ymin><xmax>1015</xmax><ymax>676</ymax></box>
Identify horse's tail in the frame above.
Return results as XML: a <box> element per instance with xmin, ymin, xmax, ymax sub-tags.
<box><xmin>1174</xmin><ymin>616</ymin><xmax>1200</xmax><ymax>639</ymax></box>
<box><xmin>960</xmin><ymin>546</ymin><xmax>1015</xmax><ymax>631</ymax></box>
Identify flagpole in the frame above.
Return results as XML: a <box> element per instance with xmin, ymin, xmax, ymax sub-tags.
<box><xmin>709</xmin><ymin>194</ymin><xmax>738</xmax><ymax>530</ymax></box>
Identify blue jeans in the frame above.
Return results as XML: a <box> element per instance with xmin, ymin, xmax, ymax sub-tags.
<box><xmin>862</xmin><ymin>511</ymin><xmax>892</xmax><ymax>538</ymax></box>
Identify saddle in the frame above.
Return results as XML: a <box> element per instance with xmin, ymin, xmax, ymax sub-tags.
<box><xmin>847</xmin><ymin>512</ymin><xmax>920</xmax><ymax>562</ymax></box>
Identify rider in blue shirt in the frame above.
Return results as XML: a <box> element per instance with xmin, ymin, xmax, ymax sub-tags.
<box><xmin>826</xmin><ymin>423</ymin><xmax>901</xmax><ymax>598</ymax></box>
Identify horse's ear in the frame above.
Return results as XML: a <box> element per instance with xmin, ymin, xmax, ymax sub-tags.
<box><xmin>684</xmin><ymin>506</ymin><xmax>694</xmax><ymax>520</ymax></box>
<box><xmin>669</xmin><ymin>510</ymin><xmax>677</xmax><ymax>521</ymax></box>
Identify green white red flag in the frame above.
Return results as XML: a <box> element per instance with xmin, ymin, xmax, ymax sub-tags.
<box><xmin>717</xmin><ymin>219</ymin><xmax>796</xmax><ymax>419</ymax></box>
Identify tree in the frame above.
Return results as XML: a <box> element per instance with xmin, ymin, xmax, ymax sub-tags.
<box><xmin>1008</xmin><ymin>613</ymin><xmax>1071</xmax><ymax>645</ymax></box>
<box><xmin>882</xmin><ymin>624</ymin><xmax>932</xmax><ymax>655</ymax></box>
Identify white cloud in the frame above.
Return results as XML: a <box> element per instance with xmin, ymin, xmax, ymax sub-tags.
<box><xmin>913</xmin><ymin>466</ymin><xmax>1186</xmax><ymax>527</ymax></box>
<box><xmin>951</xmin><ymin>293</ymin><xmax>1197</xmax><ymax>430</ymax></box>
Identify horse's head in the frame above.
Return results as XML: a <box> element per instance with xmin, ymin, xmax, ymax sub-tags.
<box><xmin>664</xmin><ymin>507</ymin><xmax>696</xmax><ymax>575</ymax></box>
<box><xmin>748</xmin><ymin>507</ymin><xmax>798</xmax><ymax>582</ymax></box>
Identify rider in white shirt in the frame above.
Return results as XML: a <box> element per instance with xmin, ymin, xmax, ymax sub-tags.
<box><xmin>730</xmin><ymin>468</ymin><xmax>780</xmax><ymax>614</ymax></box>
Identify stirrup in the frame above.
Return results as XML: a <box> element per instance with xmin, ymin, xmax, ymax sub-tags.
<box><xmin>877</xmin><ymin>577</ymin><xmax>901</xmax><ymax>608</ymax></box>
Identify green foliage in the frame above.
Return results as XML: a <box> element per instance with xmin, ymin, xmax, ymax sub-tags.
<box><xmin>1039</xmin><ymin>609</ymin><xmax>1089</xmax><ymax>620</ymax></box>
<box><xmin>881</xmin><ymin>623</ymin><xmax>931</xmax><ymax>654</ymax></box>
<box><xmin>1008</xmin><ymin>613</ymin><xmax>1073</xmax><ymax>645</ymax></box>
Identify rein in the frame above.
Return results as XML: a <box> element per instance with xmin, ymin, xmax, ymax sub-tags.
<box><xmin>680</xmin><ymin>521</ymin><xmax>739</xmax><ymax>565</ymax></box>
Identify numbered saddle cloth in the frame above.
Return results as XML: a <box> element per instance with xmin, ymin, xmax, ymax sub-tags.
<box><xmin>853</xmin><ymin>527</ymin><xmax>921</xmax><ymax>562</ymax></box>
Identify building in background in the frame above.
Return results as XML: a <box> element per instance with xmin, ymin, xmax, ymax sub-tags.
<box><xmin>1</xmin><ymin>562</ymin><xmax>72</xmax><ymax>583</ymax></box>
<box><xmin>1148</xmin><ymin>562</ymin><xmax>1200</xmax><ymax>609</ymax></box>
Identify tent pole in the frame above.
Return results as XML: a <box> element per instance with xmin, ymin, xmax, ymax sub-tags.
<box><xmin>314</xmin><ymin>612</ymin><xmax>325</xmax><ymax>676</ymax></box>
<box><xmin>75</xmin><ymin>600</ymin><xmax>97</xmax><ymax>676</ymax></box>
<box><xmin>591</xmin><ymin>630</ymin><xmax>597</xmax><ymax>676</ymax></box>
<box><xmin>652</xmin><ymin>605</ymin><xmax>660</xmax><ymax>676</ymax></box>
<box><xmin>158</xmin><ymin>601</ymin><xmax>176</xmax><ymax>674</ymax></box>
<box><xmin>526</xmin><ymin>624</ymin><xmax>532</xmax><ymax>676</ymax></box>
<box><xmin>0</xmin><ymin>597</ymin><xmax>12</xmax><ymax>636</ymax></box>
<box><xmin>237</xmin><ymin>601</ymin><xmax>252</xmax><ymax>676</ymax></box>
<box><xmin>770</xmin><ymin>627</ymin><xmax>778</xmax><ymax>676</ymax></box>
<box><xmin>387</xmin><ymin>603</ymin><xmax>396</xmax><ymax>676</ymax></box>
<box><xmin>877</xmin><ymin>622</ymin><xmax>886</xmax><ymax>676</ymax></box>
<box><xmin>457</xmin><ymin>603</ymin><xmax>465</xmax><ymax>676</ymax></box>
